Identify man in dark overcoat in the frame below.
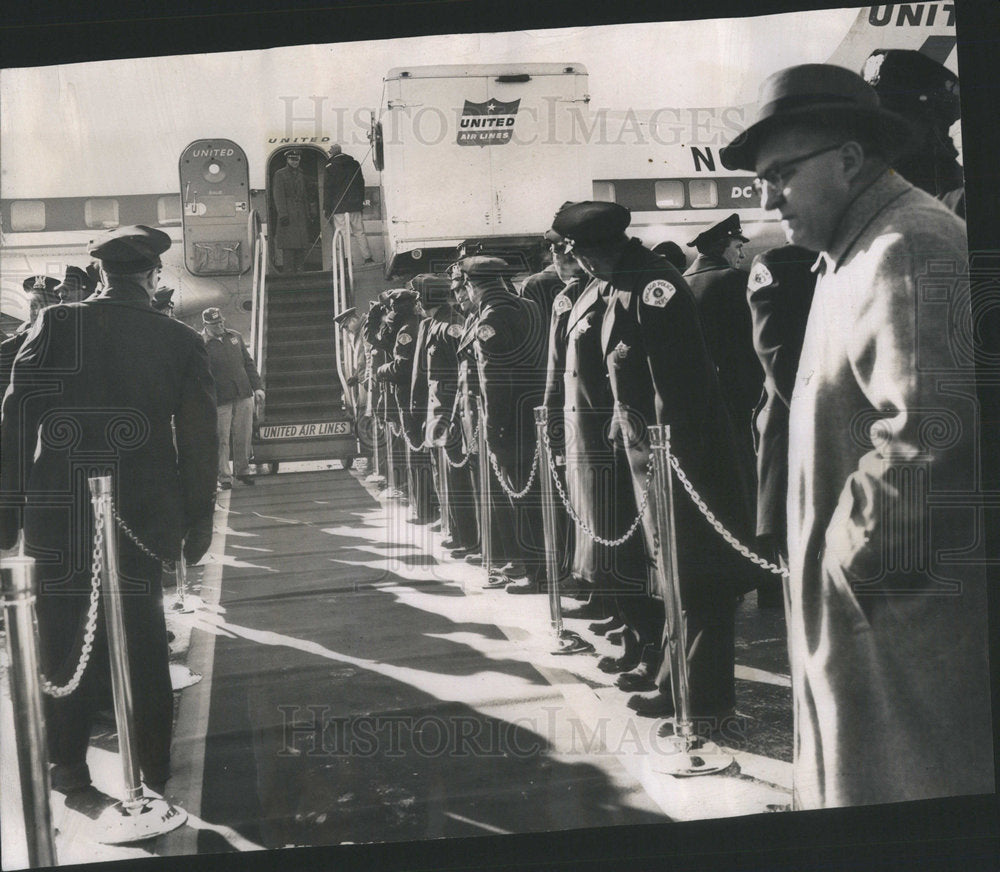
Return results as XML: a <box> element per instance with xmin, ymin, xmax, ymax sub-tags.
<box><xmin>0</xmin><ymin>225</ymin><xmax>217</xmax><ymax>794</ymax></box>
<box><xmin>746</xmin><ymin>245</ymin><xmax>817</xmax><ymax>607</ymax></box>
<box><xmin>273</xmin><ymin>149</ymin><xmax>314</xmax><ymax>273</ymax></box>
<box><xmin>683</xmin><ymin>213</ymin><xmax>763</xmax><ymax>449</ymax></box>
<box><xmin>555</xmin><ymin>202</ymin><xmax>757</xmax><ymax>720</ymax></box>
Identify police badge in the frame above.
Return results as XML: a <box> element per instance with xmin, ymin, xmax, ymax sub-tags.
<box><xmin>554</xmin><ymin>295</ymin><xmax>572</xmax><ymax>315</ymax></box>
<box><xmin>749</xmin><ymin>262</ymin><xmax>773</xmax><ymax>290</ymax></box>
<box><xmin>229</xmin><ymin>336</ymin><xmax>239</xmax><ymax>345</ymax></box>
<box><xmin>613</xmin><ymin>340</ymin><xmax>629</xmax><ymax>359</ymax></box>
<box><xmin>641</xmin><ymin>280</ymin><xmax>675</xmax><ymax>308</ymax></box>
<box><xmin>397</xmin><ymin>332</ymin><xmax>413</xmax><ymax>345</ymax></box>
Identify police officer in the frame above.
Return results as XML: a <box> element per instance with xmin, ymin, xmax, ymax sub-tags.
<box><xmin>152</xmin><ymin>287</ymin><xmax>176</xmax><ymax>316</ymax></box>
<box><xmin>376</xmin><ymin>288</ymin><xmax>437</xmax><ymax>524</ymax></box>
<box><xmin>201</xmin><ymin>308</ymin><xmax>265</xmax><ymax>489</ymax></box>
<box><xmin>555</xmin><ymin>201</ymin><xmax>757</xmax><ymax>720</ymax></box>
<box><xmin>543</xmin><ymin>226</ymin><xmax>650</xmax><ymax>667</ymax></box>
<box><xmin>409</xmin><ymin>274</ymin><xmax>478</xmax><ymax>551</ymax></box>
<box><xmin>684</xmin><ymin>213</ymin><xmax>763</xmax><ymax>448</ymax></box>
<box><xmin>362</xmin><ymin>299</ymin><xmax>398</xmax><ymax>494</ymax></box>
<box><xmin>862</xmin><ymin>49</ymin><xmax>964</xmax><ymax>215</ymax></box>
<box><xmin>273</xmin><ymin>148</ymin><xmax>315</xmax><ymax>273</ymax></box>
<box><xmin>746</xmin><ymin>245</ymin><xmax>817</xmax><ymax>607</ymax></box>
<box><xmin>0</xmin><ymin>276</ymin><xmax>61</xmax><ymax>391</ymax></box>
<box><xmin>453</xmin><ymin>255</ymin><xmax>547</xmax><ymax>591</ymax></box>
<box><xmin>54</xmin><ymin>264</ymin><xmax>99</xmax><ymax>304</ymax></box>
<box><xmin>0</xmin><ymin>225</ymin><xmax>217</xmax><ymax>795</ymax></box>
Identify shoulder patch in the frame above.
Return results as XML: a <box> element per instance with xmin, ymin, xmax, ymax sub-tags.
<box><xmin>397</xmin><ymin>332</ymin><xmax>413</xmax><ymax>346</ymax></box>
<box><xmin>554</xmin><ymin>294</ymin><xmax>572</xmax><ymax>315</ymax></box>
<box><xmin>641</xmin><ymin>279</ymin><xmax>676</xmax><ymax>308</ymax></box>
<box><xmin>749</xmin><ymin>262</ymin><xmax>773</xmax><ymax>290</ymax></box>
<box><xmin>477</xmin><ymin>324</ymin><xmax>496</xmax><ymax>342</ymax></box>
<box><xmin>447</xmin><ymin>323</ymin><xmax>463</xmax><ymax>338</ymax></box>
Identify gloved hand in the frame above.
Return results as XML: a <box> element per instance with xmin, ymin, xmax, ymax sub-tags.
<box><xmin>183</xmin><ymin>515</ymin><xmax>214</xmax><ymax>565</ymax></box>
<box><xmin>376</xmin><ymin>363</ymin><xmax>392</xmax><ymax>381</ymax></box>
<box><xmin>280</xmin><ymin>215</ymin><xmax>290</xmax><ymax>227</ymax></box>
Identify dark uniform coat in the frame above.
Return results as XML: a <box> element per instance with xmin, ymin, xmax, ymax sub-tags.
<box><xmin>273</xmin><ymin>165</ymin><xmax>313</xmax><ymax>250</ymax></box>
<box><xmin>323</xmin><ymin>153</ymin><xmax>365</xmax><ymax>216</ymax></box>
<box><xmin>378</xmin><ymin>308</ymin><xmax>423</xmax><ymax>445</ymax></box>
<box><xmin>683</xmin><ymin>254</ymin><xmax>763</xmax><ymax>441</ymax></box>
<box><xmin>544</xmin><ymin>279</ymin><xmax>647</xmax><ymax>592</ymax></box>
<box><xmin>600</xmin><ymin>240</ymin><xmax>756</xmax><ymax>711</ymax></box>
<box><xmin>0</xmin><ymin>279</ymin><xmax>218</xmax><ymax>786</ymax></box>
<box><xmin>203</xmin><ymin>327</ymin><xmax>262</xmax><ymax>405</ymax></box>
<box><xmin>746</xmin><ymin>245</ymin><xmax>816</xmax><ymax>544</ymax></box>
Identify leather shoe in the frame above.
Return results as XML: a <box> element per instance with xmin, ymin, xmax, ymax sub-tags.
<box><xmin>616</xmin><ymin>650</ymin><xmax>661</xmax><ymax>692</ymax></box>
<box><xmin>506</xmin><ymin>578</ymin><xmax>543</xmax><ymax>594</ymax></box>
<box><xmin>483</xmin><ymin>574</ymin><xmax>511</xmax><ymax>589</ymax></box>
<box><xmin>441</xmin><ymin>538</ymin><xmax>460</xmax><ymax>549</ymax></box>
<box><xmin>236</xmin><ymin>475</ymin><xmax>255</xmax><ymax>485</ymax></box>
<box><xmin>627</xmin><ymin>692</ymin><xmax>675</xmax><ymax>718</ymax></box>
<box><xmin>219</xmin><ymin>481</ymin><xmax>233</xmax><ymax>490</ymax></box>
<box><xmin>588</xmin><ymin>616</ymin><xmax>624</xmax><ymax>637</ymax></box>
<box><xmin>560</xmin><ymin>597</ymin><xmax>608</xmax><ymax>620</ymax></box>
<box><xmin>464</xmin><ymin>552</ymin><xmax>484</xmax><ymax>566</ymax></box>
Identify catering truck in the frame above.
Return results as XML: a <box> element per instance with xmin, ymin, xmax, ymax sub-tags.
<box><xmin>371</xmin><ymin>63</ymin><xmax>593</xmax><ymax>275</ymax></box>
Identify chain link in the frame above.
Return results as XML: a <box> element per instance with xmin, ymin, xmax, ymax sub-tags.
<box><xmin>41</xmin><ymin>520</ymin><xmax>103</xmax><ymax>698</ymax></box>
<box><xmin>113</xmin><ymin>506</ymin><xmax>170</xmax><ymax>567</ymax></box>
<box><xmin>541</xmin><ymin>429</ymin><xmax>652</xmax><ymax>547</ymax></box>
<box><xmin>487</xmin><ymin>443</ymin><xmax>539</xmax><ymax>500</ymax></box>
<box><xmin>668</xmin><ymin>453</ymin><xmax>789</xmax><ymax>578</ymax></box>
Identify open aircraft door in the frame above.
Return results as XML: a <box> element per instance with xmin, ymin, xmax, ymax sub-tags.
<box><xmin>179</xmin><ymin>139</ymin><xmax>253</xmax><ymax>276</ymax></box>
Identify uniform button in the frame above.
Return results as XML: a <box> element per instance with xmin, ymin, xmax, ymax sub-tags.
<box><xmin>570</xmin><ymin>406</ymin><xmax>576</xmax><ymax>412</ymax></box>
<box><xmin>571</xmin><ymin>370</ymin><xmax>578</xmax><ymax>377</ymax></box>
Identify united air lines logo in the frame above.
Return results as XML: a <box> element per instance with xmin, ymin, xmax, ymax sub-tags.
<box><xmin>457</xmin><ymin>98</ymin><xmax>521</xmax><ymax>146</ymax></box>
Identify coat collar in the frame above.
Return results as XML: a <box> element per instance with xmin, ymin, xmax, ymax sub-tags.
<box><xmin>817</xmin><ymin>170</ymin><xmax>913</xmax><ymax>275</ymax></box>
<box><xmin>93</xmin><ymin>279</ymin><xmax>152</xmax><ymax>306</ymax></box>
<box><xmin>684</xmin><ymin>253</ymin><xmax>729</xmax><ymax>276</ymax></box>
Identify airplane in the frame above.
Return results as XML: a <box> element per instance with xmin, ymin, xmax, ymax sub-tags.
<box><xmin>0</xmin><ymin>4</ymin><xmax>958</xmax><ymax>464</ymax></box>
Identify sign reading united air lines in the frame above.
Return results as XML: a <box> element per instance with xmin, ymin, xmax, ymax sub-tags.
<box><xmin>457</xmin><ymin>98</ymin><xmax>521</xmax><ymax>146</ymax></box>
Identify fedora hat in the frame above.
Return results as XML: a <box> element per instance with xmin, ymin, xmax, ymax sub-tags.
<box><xmin>720</xmin><ymin>64</ymin><xmax>915</xmax><ymax>171</ymax></box>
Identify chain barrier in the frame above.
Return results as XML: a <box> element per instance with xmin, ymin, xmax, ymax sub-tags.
<box><xmin>540</xmin><ymin>429</ymin><xmax>653</xmax><ymax>547</ymax></box>
<box><xmin>487</xmin><ymin>442</ymin><xmax>539</xmax><ymax>500</ymax></box>
<box><xmin>667</xmin><ymin>453</ymin><xmax>789</xmax><ymax>578</ymax></box>
<box><xmin>40</xmin><ymin>521</ymin><xmax>104</xmax><ymax>698</ymax></box>
<box><xmin>443</xmin><ymin>422</ymin><xmax>478</xmax><ymax>469</ymax></box>
<box><xmin>40</xmin><ymin>495</ymin><xmax>178</xmax><ymax>698</ymax></box>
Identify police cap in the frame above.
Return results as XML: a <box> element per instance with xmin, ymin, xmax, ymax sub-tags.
<box><xmin>333</xmin><ymin>306</ymin><xmax>359</xmax><ymax>326</ymax></box>
<box><xmin>54</xmin><ymin>265</ymin><xmax>98</xmax><ymax>301</ymax></box>
<box><xmin>152</xmin><ymin>287</ymin><xmax>175</xmax><ymax>311</ymax></box>
<box><xmin>89</xmin><ymin>225</ymin><xmax>171</xmax><ymax>272</ymax></box>
<box><xmin>687</xmin><ymin>213</ymin><xmax>749</xmax><ymax>250</ymax></box>
<box><xmin>286</xmin><ymin>149</ymin><xmax>302</xmax><ymax>157</ymax></box>
<box><xmin>202</xmin><ymin>307</ymin><xmax>224</xmax><ymax>325</ymax></box>
<box><xmin>550</xmin><ymin>201</ymin><xmax>631</xmax><ymax>248</ymax></box>
<box><xmin>453</xmin><ymin>256</ymin><xmax>512</xmax><ymax>281</ymax></box>
<box><xmin>22</xmin><ymin>275</ymin><xmax>61</xmax><ymax>300</ymax></box>
<box><xmin>383</xmin><ymin>288</ymin><xmax>420</xmax><ymax>309</ymax></box>
<box><xmin>408</xmin><ymin>274</ymin><xmax>452</xmax><ymax>307</ymax></box>
<box><xmin>862</xmin><ymin>49</ymin><xmax>960</xmax><ymax>127</ymax></box>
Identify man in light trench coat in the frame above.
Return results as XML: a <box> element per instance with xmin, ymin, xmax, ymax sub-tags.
<box><xmin>721</xmin><ymin>64</ymin><xmax>993</xmax><ymax>809</ymax></box>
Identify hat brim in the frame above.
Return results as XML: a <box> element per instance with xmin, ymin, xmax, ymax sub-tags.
<box><xmin>719</xmin><ymin>104</ymin><xmax>916</xmax><ymax>171</ymax></box>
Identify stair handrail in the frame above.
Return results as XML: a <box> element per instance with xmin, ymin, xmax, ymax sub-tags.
<box><xmin>249</xmin><ymin>211</ymin><xmax>268</xmax><ymax>379</ymax></box>
<box><xmin>331</xmin><ymin>228</ymin><xmax>354</xmax><ymax>414</ymax></box>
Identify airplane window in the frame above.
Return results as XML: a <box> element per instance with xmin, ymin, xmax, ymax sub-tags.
<box><xmin>654</xmin><ymin>180</ymin><xmax>684</xmax><ymax>209</ymax></box>
<box><xmin>592</xmin><ymin>181</ymin><xmax>616</xmax><ymax>203</ymax></box>
<box><xmin>157</xmin><ymin>195</ymin><xmax>182</xmax><ymax>226</ymax></box>
<box><xmin>10</xmin><ymin>201</ymin><xmax>45</xmax><ymax>232</ymax></box>
<box><xmin>688</xmin><ymin>180</ymin><xmax>719</xmax><ymax>208</ymax></box>
<box><xmin>85</xmin><ymin>198</ymin><xmax>120</xmax><ymax>230</ymax></box>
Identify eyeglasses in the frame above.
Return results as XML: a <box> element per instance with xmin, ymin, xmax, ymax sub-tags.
<box><xmin>752</xmin><ymin>143</ymin><xmax>844</xmax><ymax>195</ymax></box>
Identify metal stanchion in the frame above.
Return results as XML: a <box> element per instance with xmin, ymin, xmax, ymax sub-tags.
<box><xmin>647</xmin><ymin>428</ymin><xmax>732</xmax><ymax>777</ymax></box>
<box><xmin>476</xmin><ymin>397</ymin><xmax>493</xmax><ymax>576</ymax></box>
<box><xmin>384</xmin><ymin>418</ymin><xmax>399</xmax><ymax>498</ymax></box>
<box><xmin>1</xmin><ymin>546</ymin><xmax>57</xmax><ymax>868</ymax></box>
<box><xmin>87</xmin><ymin>476</ymin><xmax>188</xmax><ymax>842</ymax></box>
<box><xmin>436</xmin><ymin>446</ymin><xmax>452</xmax><ymax>541</ymax></box>
<box><xmin>534</xmin><ymin>407</ymin><xmax>593</xmax><ymax>656</ymax></box>
<box><xmin>171</xmin><ymin>556</ymin><xmax>193</xmax><ymax>615</ymax></box>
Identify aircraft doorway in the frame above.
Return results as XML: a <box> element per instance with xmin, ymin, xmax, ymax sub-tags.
<box><xmin>266</xmin><ymin>146</ymin><xmax>330</xmax><ymax>274</ymax></box>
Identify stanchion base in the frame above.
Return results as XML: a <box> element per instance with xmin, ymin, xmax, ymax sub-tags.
<box><xmin>649</xmin><ymin>730</ymin><xmax>734</xmax><ymax>777</ymax></box>
<box><xmin>95</xmin><ymin>797</ymin><xmax>187</xmax><ymax>844</ymax></box>
<box><xmin>551</xmin><ymin>630</ymin><xmax>594</xmax><ymax>656</ymax></box>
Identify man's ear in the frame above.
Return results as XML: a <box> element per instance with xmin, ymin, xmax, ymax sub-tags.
<box><xmin>839</xmin><ymin>141</ymin><xmax>866</xmax><ymax>185</ymax></box>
